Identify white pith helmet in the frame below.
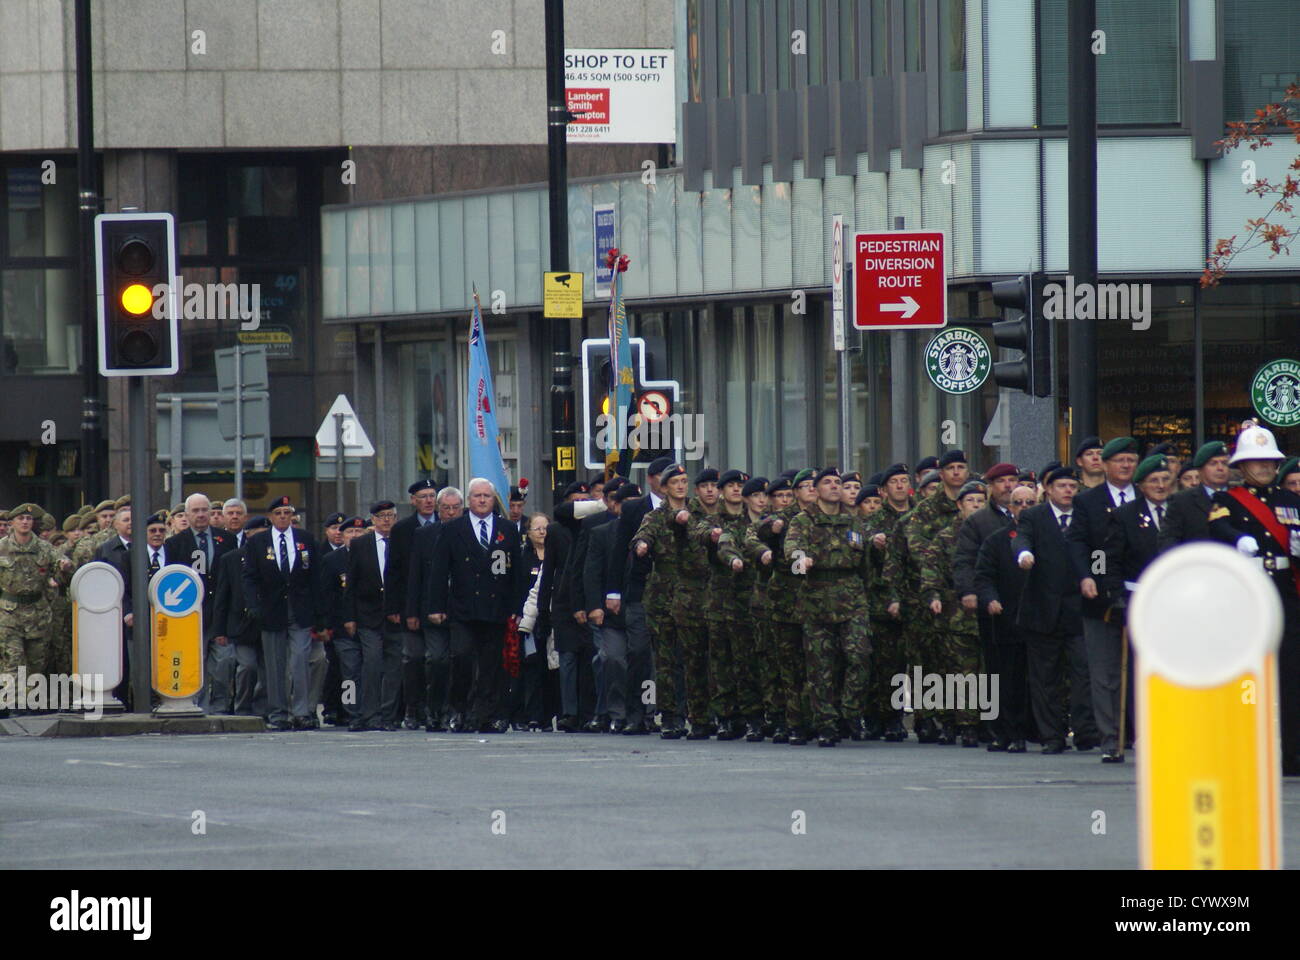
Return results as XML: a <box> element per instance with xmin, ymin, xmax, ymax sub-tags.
<box><xmin>1230</xmin><ymin>419</ymin><xmax>1286</xmax><ymax>464</ymax></box>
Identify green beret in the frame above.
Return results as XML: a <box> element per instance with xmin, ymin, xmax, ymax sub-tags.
<box><xmin>0</xmin><ymin>509</ymin><xmax>9</xmax><ymax>522</ymax></box>
<box><xmin>79</xmin><ymin>514</ymin><xmax>99</xmax><ymax>531</ymax></box>
<box><xmin>1101</xmin><ymin>437</ymin><xmax>1140</xmax><ymax>460</ymax></box>
<box><xmin>113</xmin><ymin>495</ymin><xmax>131</xmax><ymax>509</ymax></box>
<box><xmin>10</xmin><ymin>503</ymin><xmax>36</xmax><ymax>517</ymax></box>
<box><xmin>792</xmin><ymin>468</ymin><xmax>816</xmax><ymax>487</ymax></box>
<box><xmin>62</xmin><ymin>515</ymin><xmax>82</xmax><ymax>532</ymax></box>
<box><xmin>1134</xmin><ymin>455</ymin><xmax>1170</xmax><ymax>485</ymax></box>
<box><xmin>1192</xmin><ymin>441</ymin><xmax>1228</xmax><ymax>468</ymax></box>
<box><xmin>77</xmin><ymin>504</ymin><xmax>93</xmax><ymax>516</ymax></box>
<box><xmin>1280</xmin><ymin>457</ymin><xmax>1300</xmax><ymax>481</ymax></box>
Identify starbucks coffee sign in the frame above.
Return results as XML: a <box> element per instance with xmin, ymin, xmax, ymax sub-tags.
<box><xmin>1251</xmin><ymin>359</ymin><xmax>1300</xmax><ymax>428</ymax></box>
<box><xmin>924</xmin><ymin>327</ymin><xmax>991</xmax><ymax>395</ymax></box>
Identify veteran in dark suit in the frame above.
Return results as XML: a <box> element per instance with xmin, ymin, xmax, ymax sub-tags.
<box><xmin>165</xmin><ymin>493</ymin><xmax>236</xmax><ymax>712</ymax></box>
<box><xmin>426</xmin><ymin>478</ymin><xmax>528</xmax><ymax>733</ymax></box>
<box><xmin>344</xmin><ymin>501</ymin><xmax>403</xmax><ymax>731</ymax></box>
<box><xmin>242</xmin><ymin>495</ymin><xmax>323</xmax><ymax>730</ymax></box>
<box><xmin>213</xmin><ymin>516</ymin><xmax>269</xmax><ymax>717</ymax></box>
<box><xmin>1157</xmin><ymin>441</ymin><xmax>1231</xmax><ymax>552</ymax></box>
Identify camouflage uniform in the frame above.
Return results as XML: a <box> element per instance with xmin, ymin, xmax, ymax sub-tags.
<box><xmin>712</xmin><ymin>508</ymin><xmax>765</xmax><ymax>727</ymax></box>
<box><xmin>0</xmin><ymin>532</ymin><xmax>70</xmax><ymax>677</ymax></box>
<box><xmin>634</xmin><ymin>499</ymin><xmax>710</xmax><ymax>727</ymax></box>
<box><xmin>741</xmin><ymin>514</ymin><xmax>780</xmax><ymax>725</ymax></box>
<box><xmin>748</xmin><ymin>504</ymin><xmax>808</xmax><ymax>733</ymax></box>
<box><xmin>903</xmin><ymin>490</ymin><xmax>962</xmax><ymax>734</ymax></box>
<box><xmin>915</xmin><ymin>519</ymin><xmax>983</xmax><ymax>731</ymax></box>
<box><xmin>863</xmin><ymin>503</ymin><xmax>911</xmax><ymax>732</ymax></box>
<box><xmin>784</xmin><ymin>506</ymin><xmax>872</xmax><ymax>735</ymax></box>
<box><xmin>45</xmin><ymin>538</ymin><xmax>76</xmax><ymax>677</ymax></box>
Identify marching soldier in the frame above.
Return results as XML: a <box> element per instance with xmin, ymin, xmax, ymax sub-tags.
<box><xmin>678</xmin><ymin>468</ymin><xmax>722</xmax><ymax>739</ymax></box>
<box><xmin>1207</xmin><ymin>421</ymin><xmax>1300</xmax><ymax>775</ymax></box>
<box><xmin>744</xmin><ymin>476</ymin><xmax>801</xmax><ymax>743</ymax></box>
<box><xmin>785</xmin><ymin>468</ymin><xmax>872</xmax><ymax>747</ymax></box>
<box><xmin>1158</xmin><ymin>441</ymin><xmax>1230</xmax><ymax>551</ymax></box>
<box><xmin>864</xmin><ymin>463</ymin><xmax>913</xmax><ymax>740</ymax></box>
<box><xmin>698</xmin><ymin>469</ymin><xmax>754</xmax><ymax>740</ymax></box>
<box><xmin>0</xmin><ymin>505</ymin><xmax>74</xmax><ymax>702</ymax></box>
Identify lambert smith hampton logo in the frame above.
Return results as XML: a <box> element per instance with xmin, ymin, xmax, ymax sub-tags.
<box><xmin>924</xmin><ymin>327</ymin><xmax>991</xmax><ymax>395</ymax></box>
<box><xmin>1251</xmin><ymin>359</ymin><xmax>1300</xmax><ymax>429</ymax></box>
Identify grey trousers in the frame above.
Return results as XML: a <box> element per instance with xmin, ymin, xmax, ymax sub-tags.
<box><xmin>303</xmin><ymin>640</ymin><xmax>327</xmax><ymax>714</ymax></box>
<box><xmin>592</xmin><ymin>624</ymin><xmax>608</xmax><ymax>718</ymax></box>
<box><xmin>597</xmin><ymin>624</ymin><xmax>629</xmax><ymax>721</ymax></box>
<box><xmin>333</xmin><ymin>634</ymin><xmax>362</xmax><ymax>721</ymax></box>
<box><xmin>200</xmin><ymin>638</ymin><xmax>236</xmax><ymax>713</ymax></box>
<box><xmin>402</xmin><ymin>624</ymin><xmax>451</xmax><ymax>722</ymax></box>
<box><xmin>262</xmin><ymin>625</ymin><xmax>313</xmax><ymax>723</ymax></box>
<box><xmin>623</xmin><ymin>602</ymin><xmax>655</xmax><ymax>726</ymax></box>
<box><xmin>1083</xmin><ymin>616</ymin><xmax>1126</xmax><ymax>753</ymax></box>
<box><xmin>233</xmin><ymin>640</ymin><xmax>266</xmax><ymax>716</ymax></box>
<box><xmin>357</xmin><ymin>627</ymin><xmax>386</xmax><ymax>725</ymax></box>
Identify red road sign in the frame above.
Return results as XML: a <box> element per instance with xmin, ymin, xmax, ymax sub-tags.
<box><xmin>853</xmin><ymin>229</ymin><xmax>947</xmax><ymax>330</ymax></box>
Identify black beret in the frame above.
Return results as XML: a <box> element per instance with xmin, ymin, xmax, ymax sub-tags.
<box><xmin>957</xmin><ymin>481</ymin><xmax>987</xmax><ymax>500</ymax></box>
<box><xmin>323</xmin><ymin>512</ymin><xmax>347</xmax><ymax>528</ymax></box>
<box><xmin>604</xmin><ymin>475</ymin><xmax>626</xmax><ymax>494</ymax></box>
<box><xmin>856</xmin><ymin>485</ymin><xmax>880</xmax><ymax>504</ymax></box>
<box><xmin>588</xmin><ymin>474</ymin><xmax>607</xmax><ymax>487</ymax></box>
<box><xmin>1177</xmin><ymin>461</ymin><xmax>1199</xmax><ymax>478</ymax></box>
<box><xmin>342</xmin><ymin>517</ymin><xmax>367</xmax><ymax>530</ymax></box>
<box><xmin>370</xmin><ymin>500</ymin><xmax>396</xmax><ymax>514</ymax></box>
<box><xmin>815</xmin><ymin>467</ymin><xmax>841</xmax><ymax>484</ymax></box>
<box><xmin>269</xmin><ymin>495</ymin><xmax>293</xmax><ymax>510</ymax></box>
<box><xmin>509</xmin><ymin>485</ymin><xmax>527</xmax><ymax>502</ymax></box>
<box><xmin>562</xmin><ymin>480</ymin><xmax>591</xmax><ymax>498</ymax></box>
<box><xmin>938</xmin><ymin>449</ymin><xmax>967</xmax><ymax>468</ymax></box>
<box><xmin>647</xmin><ymin>456</ymin><xmax>675</xmax><ymax>477</ymax></box>
<box><xmin>766</xmin><ymin>478</ymin><xmax>791</xmax><ymax>495</ymax></box>
<box><xmin>694</xmin><ymin>467</ymin><xmax>720</xmax><ymax>486</ymax></box>
<box><xmin>1145</xmin><ymin>441</ymin><xmax>1174</xmax><ymax>459</ymax></box>
<box><xmin>145</xmin><ymin>512</ymin><xmax>168</xmax><ymax>526</ymax></box>
<box><xmin>914</xmin><ymin>456</ymin><xmax>939</xmax><ymax>473</ymax></box>
<box><xmin>1043</xmin><ymin>464</ymin><xmax>1079</xmax><ymax>485</ymax></box>
<box><xmin>1073</xmin><ymin>436</ymin><xmax>1103</xmax><ymax>460</ymax></box>
<box><xmin>778</xmin><ymin>469</ymin><xmax>800</xmax><ymax>481</ymax></box>
<box><xmin>918</xmin><ymin>470</ymin><xmax>942</xmax><ymax>488</ymax></box>
<box><xmin>1017</xmin><ymin>469</ymin><xmax>1037</xmax><ymax>483</ymax></box>
<box><xmin>866</xmin><ymin>472</ymin><xmax>885</xmax><ymax>487</ymax></box>
<box><xmin>840</xmin><ymin>471</ymin><xmax>862</xmax><ymax>485</ymax></box>
<box><xmin>1039</xmin><ymin>460</ymin><xmax>1062</xmax><ymax>479</ymax></box>
<box><xmin>408</xmin><ymin>479</ymin><xmax>437</xmax><ymax>495</ymax></box>
<box><xmin>719</xmin><ymin>469</ymin><xmax>749</xmax><ymax>488</ymax></box>
<box><xmin>882</xmin><ymin>463</ymin><xmax>910</xmax><ymax>482</ymax></box>
<box><xmin>245</xmin><ymin>516</ymin><xmax>270</xmax><ymax>531</ymax></box>
<box><xmin>741</xmin><ymin>477</ymin><xmax>769</xmax><ymax>497</ymax></box>
<box><xmin>660</xmin><ymin>463</ymin><xmax>687</xmax><ymax>483</ymax></box>
<box><xmin>611</xmin><ymin>483</ymin><xmax>642</xmax><ymax>503</ymax></box>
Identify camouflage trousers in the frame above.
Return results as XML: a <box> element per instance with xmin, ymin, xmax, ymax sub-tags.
<box><xmin>804</xmin><ymin>617</ymin><xmax>871</xmax><ymax>732</ymax></box>
<box><xmin>929</xmin><ymin>622</ymin><xmax>984</xmax><ymax>729</ymax></box>
<box><xmin>45</xmin><ymin>597</ymin><xmax>73</xmax><ymax>677</ymax></box>
<box><xmin>705</xmin><ymin>616</ymin><xmax>737</xmax><ymax>720</ymax></box>
<box><xmin>0</xmin><ymin>633</ymin><xmax>48</xmax><ymax>677</ymax></box>
<box><xmin>649</xmin><ymin>602</ymin><xmax>711</xmax><ymax>726</ymax></box>
<box><xmin>867</xmin><ymin>617</ymin><xmax>907</xmax><ymax>723</ymax></box>
<box><xmin>902</xmin><ymin>609</ymin><xmax>938</xmax><ymax>728</ymax></box>
<box><xmin>770</xmin><ymin>619</ymin><xmax>807</xmax><ymax>729</ymax></box>
<box><xmin>729</xmin><ymin>614</ymin><xmax>764</xmax><ymax>721</ymax></box>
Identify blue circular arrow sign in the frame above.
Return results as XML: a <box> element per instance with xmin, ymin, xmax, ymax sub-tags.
<box><xmin>149</xmin><ymin>565</ymin><xmax>203</xmax><ymax>617</ymax></box>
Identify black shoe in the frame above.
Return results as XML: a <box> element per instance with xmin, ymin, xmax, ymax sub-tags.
<box><xmin>882</xmin><ymin>719</ymin><xmax>907</xmax><ymax>742</ymax></box>
<box><xmin>770</xmin><ymin>725</ymin><xmax>789</xmax><ymax>744</ymax></box>
<box><xmin>935</xmin><ymin>725</ymin><xmax>956</xmax><ymax>745</ymax></box>
<box><xmin>321</xmin><ymin>712</ymin><xmax>339</xmax><ymax>726</ymax></box>
<box><xmin>1042</xmin><ymin>740</ymin><xmax>1065</xmax><ymax>754</ymax></box>
<box><xmin>789</xmin><ymin>727</ymin><xmax>809</xmax><ymax>746</ymax></box>
<box><xmin>836</xmin><ymin>718</ymin><xmax>854</xmax><ymax>741</ymax></box>
<box><xmin>267</xmin><ymin>719</ymin><xmax>293</xmax><ymax>731</ymax></box>
<box><xmin>817</xmin><ymin>728</ymin><xmax>838</xmax><ymax>747</ymax></box>
<box><xmin>761</xmin><ymin>721</ymin><xmax>775</xmax><ymax>738</ymax></box>
<box><xmin>1100</xmin><ymin>751</ymin><xmax>1125</xmax><ymax>764</ymax></box>
<box><xmin>402</xmin><ymin>717</ymin><xmax>424</xmax><ymax>731</ymax></box>
<box><xmin>849</xmin><ymin>718</ymin><xmax>869</xmax><ymax>742</ymax></box>
<box><xmin>716</xmin><ymin>718</ymin><xmax>739</xmax><ymax>741</ymax></box>
<box><xmin>582</xmin><ymin>715</ymin><xmax>609</xmax><ymax>733</ymax></box>
<box><xmin>660</xmin><ymin>725</ymin><xmax>684</xmax><ymax>740</ymax></box>
<box><xmin>448</xmin><ymin>712</ymin><xmax>467</xmax><ymax>733</ymax></box>
<box><xmin>1007</xmin><ymin>739</ymin><xmax>1027</xmax><ymax>753</ymax></box>
<box><xmin>347</xmin><ymin>719</ymin><xmax>372</xmax><ymax>732</ymax></box>
<box><xmin>744</xmin><ymin>721</ymin><xmax>764</xmax><ymax>742</ymax></box>
<box><xmin>379</xmin><ymin>721</ymin><xmax>399</xmax><ymax>732</ymax></box>
<box><xmin>686</xmin><ymin>723</ymin><xmax>711</xmax><ymax>740</ymax></box>
<box><xmin>622</xmin><ymin>721</ymin><xmax>648</xmax><ymax>735</ymax></box>
<box><xmin>1074</xmin><ymin>738</ymin><xmax>1099</xmax><ymax>752</ymax></box>
<box><xmin>960</xmin><ymin>725</ymin><xmax>979</xmax><ymax>748</ymax></box>
<box><xmin>987</xmin><ymin>738</ymin><xmax>1008</xmax><ymax>752</ymax></box>
<box><xmin>557</xmin><ymin>715</ymin><xmax>579</xmax><ymax>733</ymax></box>
<box><xmin>916</xmin><ymin>719</ymin><xmax>939</xmax><ymax>744</ymax></box>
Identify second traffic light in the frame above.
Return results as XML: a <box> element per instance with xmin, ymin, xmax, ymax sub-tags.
<box><xmin>991</xmin><ymin>271</ymin><xmax>1051</xmax><ymax>398</ymax></box>
<box><xmin>95</xmin><ymin>212</ymin><xmax>179</xmax><ymax>377</ymax></box>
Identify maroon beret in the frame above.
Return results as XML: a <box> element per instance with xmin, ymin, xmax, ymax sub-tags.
<box><xmin>983</xmin><ymin>462</ymin><xmax>1019</xmax><ymax>482</ymax></box>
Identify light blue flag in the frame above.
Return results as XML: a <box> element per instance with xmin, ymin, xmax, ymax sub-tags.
<box><xmin>466</xmin><ymin>288</ymin><xmax>512</xmax><ymax>510</ymax></box>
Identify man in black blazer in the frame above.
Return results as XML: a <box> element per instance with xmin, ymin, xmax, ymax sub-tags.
<box><xmin>1014</xmin><ymin>466</ymin><xmax>1092</xmax><ymax>753</ymax></box>
<box><xmin>1158</xmin><ymin>441</ymin><xmax>1231</xmax><ymax>552</ymax></box>
<box><xmin>389</xmin><ymin>479</ymin><xmax>440</xmax><ymax>729</ymax></box>
<box><xmin>242</xmin><ymin>495</ymin><xmax>323</xmax><ymax>730</ymax></box>
<box><xmin>975</xmin><ymin>484</ymin><xmax>1038</xmax><ymax>751</ymax></box>
<box><xmin>1099</xmin><ymin>455</ymin><xmax>1173</xmax><ymax>762</ymax></box>
<box><xmin>1066</xmin><ymin>437</ymin><xmax>1142</xmax><ymax>750</ymax></box>
<box><xmin>584</xmin><ymin>482</ymin><xmax>639</xmax><ymax>732</ymax></box>
<box><xmin>426</xmin><ymin>478</ymin><xmax>528</xmax><ymax>733</ymax></box>
<box><xmin>165</xmin><ymin>493</ymin><xmax>236</xmax><ymax>713</ymax></box>
<box><xmin>405</xmin><ymin>487</ymin><xmax>464</xmax><ymax>730</ymax></box>
<box><xmin>344</xmin><ymin>501</ymin><xmax>403</xmax><ymax>731</ymax></box>
<box><xmin>213</xmin><ymin>516</ymin><xmax>269</xmax><ymax>717</ymax></box>
<box><xmin>321</xmin><ymin>512</ymin><xmax>347</xmax><ymax>554</ymax></box>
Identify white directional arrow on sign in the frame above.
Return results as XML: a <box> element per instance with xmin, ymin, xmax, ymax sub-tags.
<box><xmin>880</xmin><ymin>296</ymin><xmax>920</xmax><ymax>319</ymax></box>
<box><xmin>163</xmin><ymin>579</ymin><xmax>193</xmax><ymax>608</ymax></box>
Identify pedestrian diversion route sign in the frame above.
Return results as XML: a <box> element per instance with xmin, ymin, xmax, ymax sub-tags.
<box><xmin>853</xmin><ymin>229</ymin><xmax>947</xmax><ymax>330</ymax></box>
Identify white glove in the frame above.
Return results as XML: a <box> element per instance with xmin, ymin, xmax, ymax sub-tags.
<box><xmin>1290</xmin><ymin>530</ymin><xmax>1300</xmax><ymax>559</ymax></box>
<box><xmin>546</xmin><ymin>635</ymin><xmax>559</xmax><ymax>670</ymax></box>
<box><xmin>1236</xmin><ymin>536</ymin><xmax>1260</xmax><ymax>557</ymax></box>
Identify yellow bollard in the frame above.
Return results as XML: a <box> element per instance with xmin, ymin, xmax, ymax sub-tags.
<box><xmin>148</xmin><ymin>565</ymin><xmax>205</xmax><ymax>715</ymax></box>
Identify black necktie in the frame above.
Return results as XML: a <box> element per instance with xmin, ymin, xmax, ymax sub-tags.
<box><xmin>479</xmin><ymin>519</ymin><xmax>490</xmax><ymax>549</ymax></box>
<box><xmin>279</xmin><ymin>533</ymin><xmax>289</xmax><ymax>574</ymax></box>
<box><xmin>1059</xmin><ymin>513</ymin><xmax>1070</xmax><ymax>532</ymax></box>
<box><xmin>197</xmin><ymin>531</ymin><xmax>209</xmax><ymax>565</ymax></box>
<box><xmin>149</xmin><ymin>549</ymin><xmax>160</xmax><ymax>575</ymax></box>
<box><xmin>1155</xmin><ymin>504</ymin><xmax>1165</xmax><ymax>527</ymax></box>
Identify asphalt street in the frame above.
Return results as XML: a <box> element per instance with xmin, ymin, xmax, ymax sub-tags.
<box><xmin>2</xmin><ymin>730</ymin><xmax>1297</xmax><ymax>869</ymax></box>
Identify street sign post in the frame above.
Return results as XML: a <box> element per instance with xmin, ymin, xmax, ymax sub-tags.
<box><xmin>852</xmin><ymin>229</ymin><xmax>947</xmax><ymax>331</ymax></box>
<box><xmin>69</xmin><ymin>561</ymin><xmax>126</xmax><ymax>713</ymax></box>
<box><xmin>149</xmin><ymin>564</ymin><xmax>205</xmax><ymax>716</ymax></box>
<box><xmin>315</xmin><ymin>394</ymin><xmax>374</xmax><ymax>511</ymax></box>
<box><xmin>1129</xmin><ymin>543</ymin><xmax>1283</xmax><ymax>869</ymax></box>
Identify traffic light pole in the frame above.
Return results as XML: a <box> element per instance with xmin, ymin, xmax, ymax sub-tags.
<box><xmin>545</xmin><ymin>0</ymin><xmax>576</xmax><ymax>503</ymax></box>
<box><xmin>75</xmin><ymin>0</ymin><xmax>104</xmax><ymax>503</ymax></box>
<box><xmin>1067</xmin><ymin>0</ymin><xmax>1098</xmax><ymax>450</ymax></box>
<box><xmin>128</xmin><ymin>376</ymin><xmax>151</xmax><ymax>714</ymax></box>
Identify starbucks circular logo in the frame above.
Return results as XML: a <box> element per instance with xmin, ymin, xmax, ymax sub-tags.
<box><xmin>924</xmin><ymin>327</ymin><xmax>991</xmax><ymax>395</ymax></box>
<box><xmin>1251</xmin><ymin>359</ymin><xmax>1300</xmax><ymax>428</ymax></box>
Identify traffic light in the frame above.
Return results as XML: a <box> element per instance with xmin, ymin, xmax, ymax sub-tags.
<box><xmin>95</xmin><ymin>212</ymin><xmax>178</xmax><ymax>376</ymax></box>
<box><xmin>991</xmin><ymin>271</ymin><xmax>1050</xmax><ymax>397</ymax></box>
<box><xmin>580</xmin><ymin>337</ymin><xmax>681</xmax><ymax>471</ymax></box>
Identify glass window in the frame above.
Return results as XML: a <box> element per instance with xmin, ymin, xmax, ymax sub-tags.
<box><xmin>718</xmin><ymin>0</ymin><xmax>734</xmax><ymax>97</ymax></box>
<box><xmin>903</xmin><ymin>0</ymin><xmax>922</xmax><ymax>72</ymax></box>
<box><xmin>837</xmin><ymin>0</ymin><xmax>856</xmax><ymax>81</ymax></box>
<box><xmin>747</xmin><ymin>0</ymin><xmax>763</xmax><ymax>93</ymax></box>
<box><xmin>723</xmin><ymin>307</ymin><xmax>749</xmax><ymax>467</ymax></box>
<box><xmin>226</xmin><ymin>166</ymin><xmax>301</xmax><ymax>259</ymax></box>
<box><xmin>939</xmin><ymin>0</ymin><xmax>967</xmax><ymax>132</ymax></box>
<box><xmin>777</xmin><ymin>0</ymin><xmax>792</xmax><ymax>90</ymax></box>
<box><xmin>688</xmin><ymin>0</ymin><xmax>704</xmax><ymax>102</ymax></box>
<box><xmin>1224</xmin><ymin>0</ymin><xmax>1300</xmax><ymax>121</ymax></box>
<box><xmin>6</xmin><ymin>167</ymin><xmax>76</xmax><ymax>258</ymax></box>
<box><xmin>808</xmin><ymin>0</ymin><xmax>825</xmax><ymax>84</ymax></box>
<box><xmin>1039</xmin><ymin>0</ymin><xmax>1180</xmax><ymax>126</ymax></box>
<box><xmin>0</xmin><ymin>267</ymin><xmax>76</xmax><ymax>374</ymax></box>
<box><xmin>869</xmin><ymin>0</ymin><xmax>888</xmax><ymax>76</ymax></box>
<box><xmin>823</xmin><ymin>307</ymin><xmax>839</xmax><ymax>466</ymax></box>
<box><xmin>780</xmin><ymin>304</ymin><xmax>808</xmax><ymax>465</ymax></box>
<box><xmin>752</xmin><ymin>305</ymin><xmax>779</xmax><ymax>476</ymax></box>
